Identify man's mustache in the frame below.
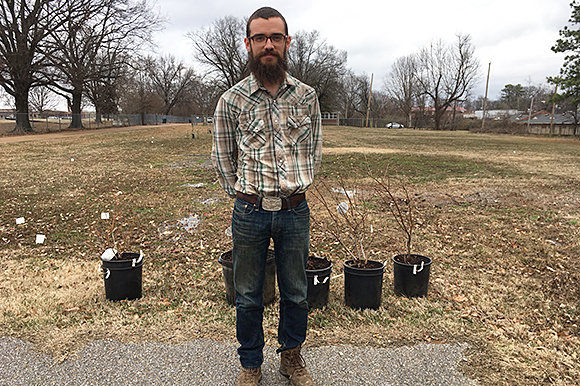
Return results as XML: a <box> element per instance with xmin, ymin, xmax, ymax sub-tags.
<box><xmin>256</xmin><ymin>49</ymin><xmax>283</xmax><ymax>60</ymax></box>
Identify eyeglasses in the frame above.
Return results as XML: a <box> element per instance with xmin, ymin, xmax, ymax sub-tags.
<box><xmin>249</xmin><ymin>33</ymin><xmax>287</xmax><ymax>45</ymax></box>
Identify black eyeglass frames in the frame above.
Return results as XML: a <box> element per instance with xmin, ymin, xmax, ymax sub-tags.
<box><xmin>248</xmin><ymin>33</ymin><xmax>287</xmax><ymax>45</ymax></box>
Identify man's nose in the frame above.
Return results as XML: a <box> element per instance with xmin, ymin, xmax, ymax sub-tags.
<box><xmin>264</xmin><ymin>38</ymin><xmax>275</xmax><ymax>49</ymax></box>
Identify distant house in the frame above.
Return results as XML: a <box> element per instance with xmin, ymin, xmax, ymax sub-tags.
<box><xmin>515</xmin><ymin>111</ymin><xmax>577</xmax><ymax>136</ymax></box>
<box><xmin>0</xmin><ymin>108</ymin><xmax>14</xmax><ymax>119</ymax></box>
<box><xmin>321</xmin><ymin>112</ymin><xmax>339</xmax><ymax>125</ymax></box>
<box><xmin>474</xmin><ymin>110</ymin><xmax>521</xmax><ymax>119</ymax></box>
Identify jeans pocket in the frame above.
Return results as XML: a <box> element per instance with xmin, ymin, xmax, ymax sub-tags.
<box><xmin>233</xmin><ymin>198</ymin><xmax>256</xmax><ymax>216</ymax></box>
<box><xmin>291</xmin><ymin>199</ymin><xmax>310</xmax><ymax>216</ymax></box>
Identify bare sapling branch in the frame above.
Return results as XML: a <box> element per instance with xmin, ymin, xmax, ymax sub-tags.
<box><xmin>373</xmin><ymin>172</ymin><xmax>415</xmax><ymax>263</ymax></box>
<box><xmin>311</xmin><ymin>175</ymin><xmax>376</xmax><ymax>266</ymax></box>
<box><xmin>93</xmin><ymin>190</ymin><xmax>137</xmax><ymax>259</ymax></box>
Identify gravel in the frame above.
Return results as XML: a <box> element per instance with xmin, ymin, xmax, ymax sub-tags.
<box><xmin>0</xmin><ymin>337</ymin><xmax>478</xmax><ymax>385</ymax></box>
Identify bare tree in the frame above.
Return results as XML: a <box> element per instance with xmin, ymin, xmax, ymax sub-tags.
<box><xmin>47</xmin><ymin>0</ymin><xmax>162</xmax><ymax>129</ymax></box>
<box><xmin>188</xmin><ymin>77</ymin><xmax>222</xmax><ymax>116</ymax></box>
<box><xmin>352</xmin><ymin>73</ymin><xmax>373</xmax><ymax>118</ymax></box>
<box><xmin>144</xmin><ymin>54</ymin><xmax>197</xmax><ymax>115</ymax></box>
<box><xmin>85</xmin><ymin>48</ymin><xmax>134</xmax><ymax>122</ymax></box>
<box><xmin>28</xmin><ymin>85</ymin><xmax>59</xmax><ymax>113</ymax></box>
<box><xmin>335</xmin><ymin>71</ymin><xmax>361</xmax><ymax>119</ymax></box>
<box><xmin>523</xmin><ymin>78</ymin><xmax>552</xmax><ymax>112</ymax></box>
<box><xmin>416</xmin><ymin>34</ymin><xmax>480</xmax><ymax>130</ymax></box>
<box><xmin>287</xmin><ymin>30</ymin><xmax>348</xmax><ymax>112</ymax></box>
<box><xmin>0</xmin><ymin>0</ymin><xmax>68</xmax><ymax>132</ymax></box>
<box><xmin>188</xmin><ymin>16</ymin><xmax>248</xmax><ymax>93</ymax></box>
<box><xmin>370</xmin><ymin>91</ymin><xmax>392</xmax><ymax>121</ymax></box>
<box><xmin>118</xmin><ymin>64</ymin><xmax>162</xmax><ymax>116</ymax></box>
<box><xmin>385</xmin><ymin>55</ymin><xmax>417</xmax><ymax>127</ymax></box>
<box><xmin>0</xmin><ymin>86</ymin><xmax>12</xmax><ymax>108</ymax></box>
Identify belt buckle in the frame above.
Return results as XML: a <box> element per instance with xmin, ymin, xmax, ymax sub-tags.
<box><xmin>261</xmin><ymin>197</ymin><xmax>282</xmax><ymax>211</ymax></box>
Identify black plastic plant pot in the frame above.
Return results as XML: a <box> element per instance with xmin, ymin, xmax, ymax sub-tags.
<box><xmin>218</xmin><ymin>249</ymin><xmax>276</xmax><ymax>306</ymax></box>
<box><xmin>306</xmin><ymin>256</ymin><xmax>333</xmax><ymax>309</ymax></box>
<box><xmin>343</xmin><ymin>259</ymin><xmax>385</xmax><ymax>310</ymax></box>
<box><xmin>101</xmin><ymin>252</ymin><xmax>143</xmax><ymax>301</ymax></box>
<box><xmin>393</xmin><ymin>254</ymin><xmax>432</xmax><ymax>298</ymax></box>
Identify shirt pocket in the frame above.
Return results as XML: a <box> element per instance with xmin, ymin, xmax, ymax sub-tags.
<box><xmin>239</xmin><ymin>114</ymin><xmax>266</xmax><ymax>149</ymax></box>
<box><xmin>287</xmin><ymin>114</ymin><xmax>312</xmax><ymax>144</ymax></box>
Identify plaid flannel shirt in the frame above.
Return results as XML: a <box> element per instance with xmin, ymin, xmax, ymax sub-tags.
<box><xmin>212</xmin><ymin>74</ymin><xmax>322</xmax><ymax>198</ymax></box>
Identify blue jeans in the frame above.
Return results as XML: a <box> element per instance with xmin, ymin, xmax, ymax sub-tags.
<box><xmin>231</xmin><ymin>196</ymin><xmax>310</xmax><ymax>369</ymax></box>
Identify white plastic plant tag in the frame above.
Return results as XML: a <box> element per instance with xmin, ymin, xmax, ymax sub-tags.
<box><xmin>337</xmin><ymin>202</ymin><xmax>349</xmax><ymax>215</ymax></box>
<box><xmin>225</xmin><ymin>226</ymin><xmax>232</xmax><ymax>237</ymax></box>
<box><xmin>101</xmin><ymin>212</ymin><xmax>110</xmax><ymax>220</ymax></box>
<box><xmin>413</xmin><ymin>261</ymin><xmax>425</xmax><ymax>275</ymax></box>
<box><xmin>16</xmin><ymin>217</ymin><xmax>25</xmax><ymax>225</ymax></box>
<box><xmin>313</xmin><ymin>275</ymin><xmax>329</xmax><ymax>286</ymax></box>
<box><xmin>35</xmin><ymin>234</ymin><xmax>45</xmax><ymax>244</ymax></box>
<box><xmin>133</xmin><ymin>250</ymin><xmax>143</xmax><ymax>265</ymax></box>
<box><xmin>101</xmin><ymin>248</ymin><xmax>117</xmax><ymax>261</ymax></box>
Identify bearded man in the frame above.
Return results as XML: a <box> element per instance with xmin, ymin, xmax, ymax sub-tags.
<box><xmin>211</xmin><ymin>6</ymin><xmax>322</xmax><ymax>386</ymax></box>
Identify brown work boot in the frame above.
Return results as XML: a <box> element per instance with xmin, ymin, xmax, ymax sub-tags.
<box><xmin>279</xmin><ymin>346</ymin><xmax>314</xmax><ymax>386</ymax></box>
<box><xmin>237</xmin><ymin>366</ymin><xmax>262</xmax><ymax>386</ymax></box>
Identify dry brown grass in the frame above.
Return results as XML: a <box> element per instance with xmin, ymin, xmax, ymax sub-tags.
<box><xmin>1</xmin><ymin>124</ymin><xmax>579</xmax><ymax>385</ymax></box>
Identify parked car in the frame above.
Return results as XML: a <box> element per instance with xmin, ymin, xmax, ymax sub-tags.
<box><xmin>386</xmin><ymin>122</ymin><xmax>404</xmax><ymax>128</ymax></box>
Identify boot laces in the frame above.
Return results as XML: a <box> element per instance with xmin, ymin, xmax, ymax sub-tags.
<box><xmin>240</xmin><ymin>367</ymin><xmax>260</xmax><ymax>381</ymax></box>
<box><xmin>287</xmin><ymin>349</ymin><xmax>307</xmax><ymax>369</ymax></box>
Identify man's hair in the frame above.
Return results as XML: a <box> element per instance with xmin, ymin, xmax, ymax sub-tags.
<box><xmin>246</xmin><ymin>7</ymin><xmax>288</xmax><ymax>37</ymax></box>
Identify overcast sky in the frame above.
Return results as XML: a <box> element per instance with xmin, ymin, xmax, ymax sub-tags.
<box><xmin>0</xmin><ymin>0</ymin><xmax>571</xmax><ymax>110</ymax></box>
<box><xmin>153</xmin><ymin>0</ymin><xmax>571</xmax><ymax>102</ymax></box>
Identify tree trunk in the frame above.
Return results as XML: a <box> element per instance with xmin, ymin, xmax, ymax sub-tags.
<box><xmin>451</xmin><ymin>102</ymin><xmax>457</xmax><ymax>130</ymax></box>
<box><xmin>11</xmin><ymin>89</ymin><xmax>34</xmax><ymax>134</ymax></box>
<box><xmin>70</xmin><ymin>88</ymin><xmax>83</xmax><ymax>129</ymax></box>
<box><xmin>434</xmin><ymin>107</ymin><xmax>443</xmax><ymax>130</ymax></box>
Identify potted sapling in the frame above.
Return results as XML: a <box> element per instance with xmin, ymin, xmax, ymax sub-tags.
<box><xmin>311</xmin><ymin>177</ymin><xmax>384</xmax><ymax>310</ymax></box>
<box><xmin>374</xmin><ymin>175</ymin><xmax>432</xmax><ymax>298</ymax></box>
<box><xmin>94</xmin><ymin>192</ymin><xmax>144</xmax><ymax>301</ymax></box>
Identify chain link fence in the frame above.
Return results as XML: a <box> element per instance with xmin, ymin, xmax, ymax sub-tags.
<box><xmin>1</xmin><ymin>112</ymin><xmax>210</xmax><ymax>133</ymax></box>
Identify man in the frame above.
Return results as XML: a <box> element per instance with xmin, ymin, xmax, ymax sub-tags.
<box><xmin>211</xmin><ymin>6</ymin><xmax>322</xmax><ymax>386</ymax></box>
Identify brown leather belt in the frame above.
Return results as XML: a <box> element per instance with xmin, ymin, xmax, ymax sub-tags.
<box><xmin>236</xmin><ymin>192</ymin><xmax>306</xmax><ymax>211</ymax></box>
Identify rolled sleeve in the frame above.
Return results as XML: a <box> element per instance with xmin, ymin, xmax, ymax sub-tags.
<box><xmin>211</xmin><ymin>95</ymin><xmax>238</xmax><ymax>198</ymax></box>
<box><xmin>309</xmin><ymin>93</ymin><xmax>323</xmax><ymax>176</ymax></box>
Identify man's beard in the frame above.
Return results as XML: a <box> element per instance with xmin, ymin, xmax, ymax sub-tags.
<box><xmin>248</xmin><ymin>48</ymin><xmax>288</xmax><ymax>86</ymax></box>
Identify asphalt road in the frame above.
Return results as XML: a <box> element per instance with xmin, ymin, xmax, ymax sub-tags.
<box><xmin>0</xmin><ymin>337</ymin><xmax>479</xmax><ymax>385</ymax></box>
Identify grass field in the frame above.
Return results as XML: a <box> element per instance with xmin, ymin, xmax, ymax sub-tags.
<box><xmin>1</xmin><ymin>124</ymin><xmax>579</xmax><ymax>385</ymax></box>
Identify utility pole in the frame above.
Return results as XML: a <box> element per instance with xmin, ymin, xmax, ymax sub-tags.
<box><xmin>527</xmin><ymin>97</ymin><xmax>534</xmax><ymax>133</ymax></box>
<box><xmin>365</xmin><ymin>73</ymin><xmax>373</xmax><ymax>128</ymax></box>
<box><xmin>481</xmin><ymin>62</ymin><xmax>491</xmax><ymax>130</ymax></box>
<box><xmin>549</xmin><ymin>84</ymin><xmax>558</xmax><ymax>135</ymax></box>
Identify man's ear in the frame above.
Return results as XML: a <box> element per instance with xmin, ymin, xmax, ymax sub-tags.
<box><xmin>285</xmin><ymin>35</ymin><xmax>291</xmax><ymax>51</ymax></box>
<box><xmin>244</xmin><ymin>37</ymin><xmax>251</xmax><ymax>52</ymax></box>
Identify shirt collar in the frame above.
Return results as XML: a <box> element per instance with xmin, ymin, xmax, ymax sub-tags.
<box><xmin>248</xmin><ymin>73</ymin><xmax>297</xmax><ymax>97</ymax></box>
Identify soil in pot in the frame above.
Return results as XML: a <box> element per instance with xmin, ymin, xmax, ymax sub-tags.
<box><xmin>343</xmin><ymin>259</ymin><xmax>385</xmax><ymax>310</ymax></box>
<box><xmin>306</xmin><ymin>256</ymin><xmax>332</xmax><ymax>309</ymax></box>
<box><xmin>101</xmin><ymin>252</ymin><xmax>143</xmax><ymax>301</ymax></box>
<box><xmin>393</xmin><ymin>254</ymin><xmax>432</xmax><ymax>298</ymax></box>
<box><xmin>218</xmin><ymin>250</ymin><xmax>276</xmax><ymax>306</ymax></box>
